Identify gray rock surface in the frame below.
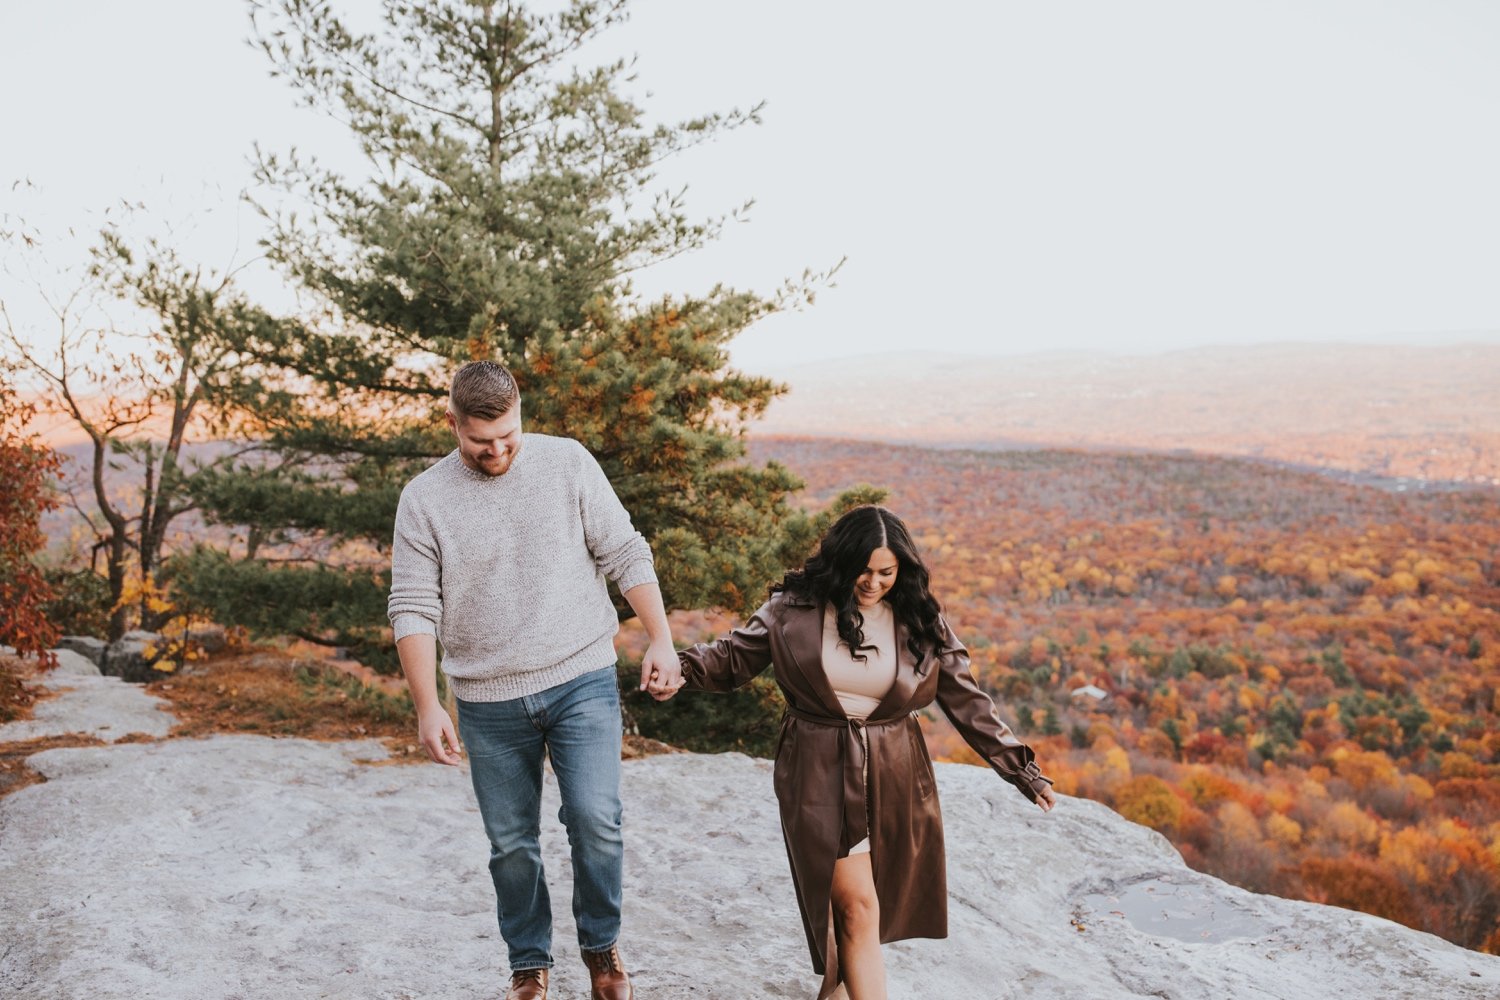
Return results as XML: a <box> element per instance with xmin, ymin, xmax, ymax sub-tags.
<box><xmin>2</xmin><ymin>734</ymin><xmax>1496</xmax><ymax>1000</ymax></box>
<box><xmin>1</xmin><ymin>655</ymin><xmax>1495</xmax><ymax>998</ymax></box>
<box><xmin>100</xmin><ymin>631</ymin><xmax>163</xmax><ymax>683</ymax></box>
<box><xmin>187</xmin><ymin>625</ymin><xmax>228</xmax><ymax>654</ymax></box>
<box><xmin>0</xmin><ymin>652</ymin><xmax>171</xmax><ymax>743</ymax></box>
<box><xmin>56</xmin><ymin>636</ymin><xmax>107</xmax><ymax>666</ymax></box>
<box><xmin>47</xmin><ymin>649</ymin><xmax>104</xmax><ymax>678</ymax></box>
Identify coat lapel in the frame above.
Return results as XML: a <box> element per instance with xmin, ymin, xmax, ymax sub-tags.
<box><xmin>776</xmin><ymin>598</ymin><xmax>847</xmax><ymax>718</ymax></box>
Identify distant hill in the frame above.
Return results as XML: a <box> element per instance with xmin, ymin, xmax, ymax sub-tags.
<box><xmin>750</xmin><ymin>342</ymin><xmax>1500</xmax><ymax>485</ymax></box>
<box><xmin>38</xmin><ymin>441</ymin><xmax>239</xmax><ymax>560</ymax></box>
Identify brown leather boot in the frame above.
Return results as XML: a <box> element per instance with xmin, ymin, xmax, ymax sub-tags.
<box><xmin>505</xmin><ymin>967</ymin><xmax>548</xmax><ymax>1000</ymax></box>
<box><xmin>580</xmin><ymin>944</ymin><xmax>633</xmax><ymax>1000</ymax></box>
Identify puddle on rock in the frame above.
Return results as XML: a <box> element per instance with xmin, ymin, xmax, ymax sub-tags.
<box><xmin>1077</xmin><ymin>875</ymin><xmax>1272</xmax><ymax>944</ymax></box>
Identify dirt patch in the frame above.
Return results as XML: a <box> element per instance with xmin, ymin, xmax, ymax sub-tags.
<box><xmin>0</xmin><ymin>732</ymin><xmax>108</xmax><ymax>797</ymax></box>
<box><xmin>0</xmin><ymin>653</ymin><xmax>58</xmax><ymax>725</ymax></box>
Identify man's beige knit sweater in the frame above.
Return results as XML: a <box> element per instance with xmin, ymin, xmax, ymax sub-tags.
<box><xmin>387</xmin><ymin>433</ymin><xmax>657</xmax><ymax>702</ymax></box>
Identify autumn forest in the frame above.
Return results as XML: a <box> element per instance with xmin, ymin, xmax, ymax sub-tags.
<box><xmin>744</xmin><ymin>437</ymin><xmax>1500</xmax><ymax>953</ymax></box>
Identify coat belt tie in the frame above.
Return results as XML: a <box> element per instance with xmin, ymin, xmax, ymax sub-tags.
<box><xmin>784</xmin><ymin>705</ymin><xmax>907</xmax><ymax>854</ymax></box>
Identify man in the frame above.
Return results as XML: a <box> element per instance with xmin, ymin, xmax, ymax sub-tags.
<box><xmin>389</xmin><ymin>360</ymin><xmax>681</xmax><ymax>1000</ymax></box>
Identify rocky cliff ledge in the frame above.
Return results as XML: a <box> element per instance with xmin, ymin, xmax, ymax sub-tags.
<box><xmin>1</xmin><ymin>668</ymin><xmax>1496</xmax><ymax>998</ymax></box>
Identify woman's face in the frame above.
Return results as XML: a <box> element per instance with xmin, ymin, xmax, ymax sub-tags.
<box><xmin>855</xmin><ymin>546</ymin><xmax>899</xmax><ymax>607</ymax></box>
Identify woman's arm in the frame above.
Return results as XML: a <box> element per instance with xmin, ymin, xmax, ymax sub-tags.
<box><xmin>932</xmin><ymin>618</ymin><xmax>1055</xmax><ymax>806</ymax></box>
<box><xmin>678</xmin><ymin>601</ymin><xmax>777</xmax><ymax>693</ymax></box>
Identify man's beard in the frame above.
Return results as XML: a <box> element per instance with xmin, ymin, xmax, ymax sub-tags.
<box><xmin>465</xmin><ymin>449</ymin><xmax>515</xmax><ymax>477</ymax></box>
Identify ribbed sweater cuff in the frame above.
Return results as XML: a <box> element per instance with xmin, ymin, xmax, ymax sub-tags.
<box><xmin>447</xmin><ymin>633</ymin><xmax>619</xmax><ymax>703</ymax></box>
<box><xmin>613</xmin><ymin>560</ymin><xmax>658</xmax><ymax>594</ymax></box>
<box><xmin>391</xmin><ymin>612</ymin><xmax>437</xmax><ymax>641</ymax></box>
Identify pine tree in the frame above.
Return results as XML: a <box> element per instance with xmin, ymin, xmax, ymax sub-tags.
<box><xmin>174</xmin><ymin>0</ymin><xmax>846</xmax><ymax>668</ymax></box>
<box><xmin>1042</xmin><ymin>707</ymin><xmax>1062</xmax><ymax>737</ymax></box>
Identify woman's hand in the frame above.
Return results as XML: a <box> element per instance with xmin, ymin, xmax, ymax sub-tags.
<box><xmin>1035</xmin><ymin>782</ymin><xmax>1058</xmax><ymax>813</ymax></box>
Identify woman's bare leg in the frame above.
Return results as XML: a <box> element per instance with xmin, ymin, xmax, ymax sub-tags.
<box><xmin>830</xmin><ymin>852</ymin><xmax>886</xmax><ymax>1000</ymax></box>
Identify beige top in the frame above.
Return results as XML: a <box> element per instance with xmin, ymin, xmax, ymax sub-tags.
<box><xmin>821</xmin><ymin>601</ymin><xmax>898</xmax><ymax>721</ymax></box>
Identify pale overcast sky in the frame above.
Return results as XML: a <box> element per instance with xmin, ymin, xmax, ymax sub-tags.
<box><xmin>4</xmin><ymin>0</ymin><xmax>1500</xmax><ymax>373</ymax></box>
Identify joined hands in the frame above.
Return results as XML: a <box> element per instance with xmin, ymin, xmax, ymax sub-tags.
<box><xmin>640</xmin><ymin>639</ymin><xmax>686</xmax><ymax>701</ymax></box>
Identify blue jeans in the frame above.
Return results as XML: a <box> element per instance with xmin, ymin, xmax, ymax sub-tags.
<box><xmin>457</xmin><ymin>665</ymin><xmax>624</xmax><ymax>972</ymax></box>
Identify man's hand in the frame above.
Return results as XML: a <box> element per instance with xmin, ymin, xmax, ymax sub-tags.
<box><xmin>418</xmin><ymin>706</ymin><xmax>463</xmax><ymax>765</ymax></box>
<box><xmin>640</xmin><ymin>637</ymin><xmax>685</xmax><ymax>701</ymax></box>
<box><xmin>395</xmin><ymin>633</ymin><xmax>461</xmax><ymax>765</ymax></box>
<box><xmin>622</xmin><ymin>582</ymin><xmax>682</xmax><ymax>701</ymax></box>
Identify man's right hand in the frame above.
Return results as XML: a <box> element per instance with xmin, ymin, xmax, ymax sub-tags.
<box><xmin>395</xmin><ymin>633</ymin><xmax>461</xmax><ymax>765</ymax></box>
<box><xmin>418</xmin><ymin>706</ymin><xmax>463</xmax><ymax>765</ymax></box>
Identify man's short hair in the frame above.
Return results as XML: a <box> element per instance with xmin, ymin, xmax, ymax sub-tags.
<box><xmin>449</xmin><ymin>361</ymin><xmax>520</xmax><ymax>421</ymax></box>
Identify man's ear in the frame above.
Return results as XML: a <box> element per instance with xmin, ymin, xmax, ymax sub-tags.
<box><xmin>445</xmin><ymin>410</ymin><xmax>458</xmax><ymax>434</ymax></box>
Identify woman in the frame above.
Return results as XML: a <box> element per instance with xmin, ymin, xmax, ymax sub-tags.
<box><xmin>675</xmin><ymin>505</ymin><xmax>1056</xmax><ymax>1000</ymax></box>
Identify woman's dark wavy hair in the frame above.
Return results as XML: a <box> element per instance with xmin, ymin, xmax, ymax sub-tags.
<box><xmin>773</xmin><ymin>505</ymin><xmax>945</xmax><ymax>663</ymax></box>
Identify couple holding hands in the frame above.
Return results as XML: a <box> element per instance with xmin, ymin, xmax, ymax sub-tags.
<box><xmin>389</xmin><ymin>362</ymin><xmax>1055</xmax><ymax>1000</ymax></box>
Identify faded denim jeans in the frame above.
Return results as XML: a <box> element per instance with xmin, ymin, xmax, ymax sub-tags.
<box><xmin>457</xmin><ymin>664</ymin><xmax>624</xmax><ymax>972</ymax></box>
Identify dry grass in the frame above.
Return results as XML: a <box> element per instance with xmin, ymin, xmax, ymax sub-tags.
<box><xmin>0</xmin><ymin>653</ymin><xmax>56</xmax><ymax>725</ymax></box>
<box><xmin>146</xmin><ymin>650</ymin><xmax>423</xmax><ymax>754</ymax></box>
<box><xmin>623</xmin><ymin>734</ymin><xmax>684</xmax><ymax>758</ymax></box>
<box><xmin>0</xmin><ymin>732</ymin><xmax>108</xmax><ymax>797</ymax></box>
<box><xmin>145</xmin><ymin>648</ymin><xmax>684</xmax><ymax>763</ymax></box>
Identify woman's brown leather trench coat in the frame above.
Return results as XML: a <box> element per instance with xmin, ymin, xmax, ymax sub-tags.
<box><xmin>678</xmin><ymin>590</ymin><xmax>1051</xmax><ymax>983</ymax></box>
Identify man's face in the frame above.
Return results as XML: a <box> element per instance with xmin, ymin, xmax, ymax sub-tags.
<box><xmin>448</xmin><ymin>405</ymin><xmax>523</xmax><ymax>477</ymax></box>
